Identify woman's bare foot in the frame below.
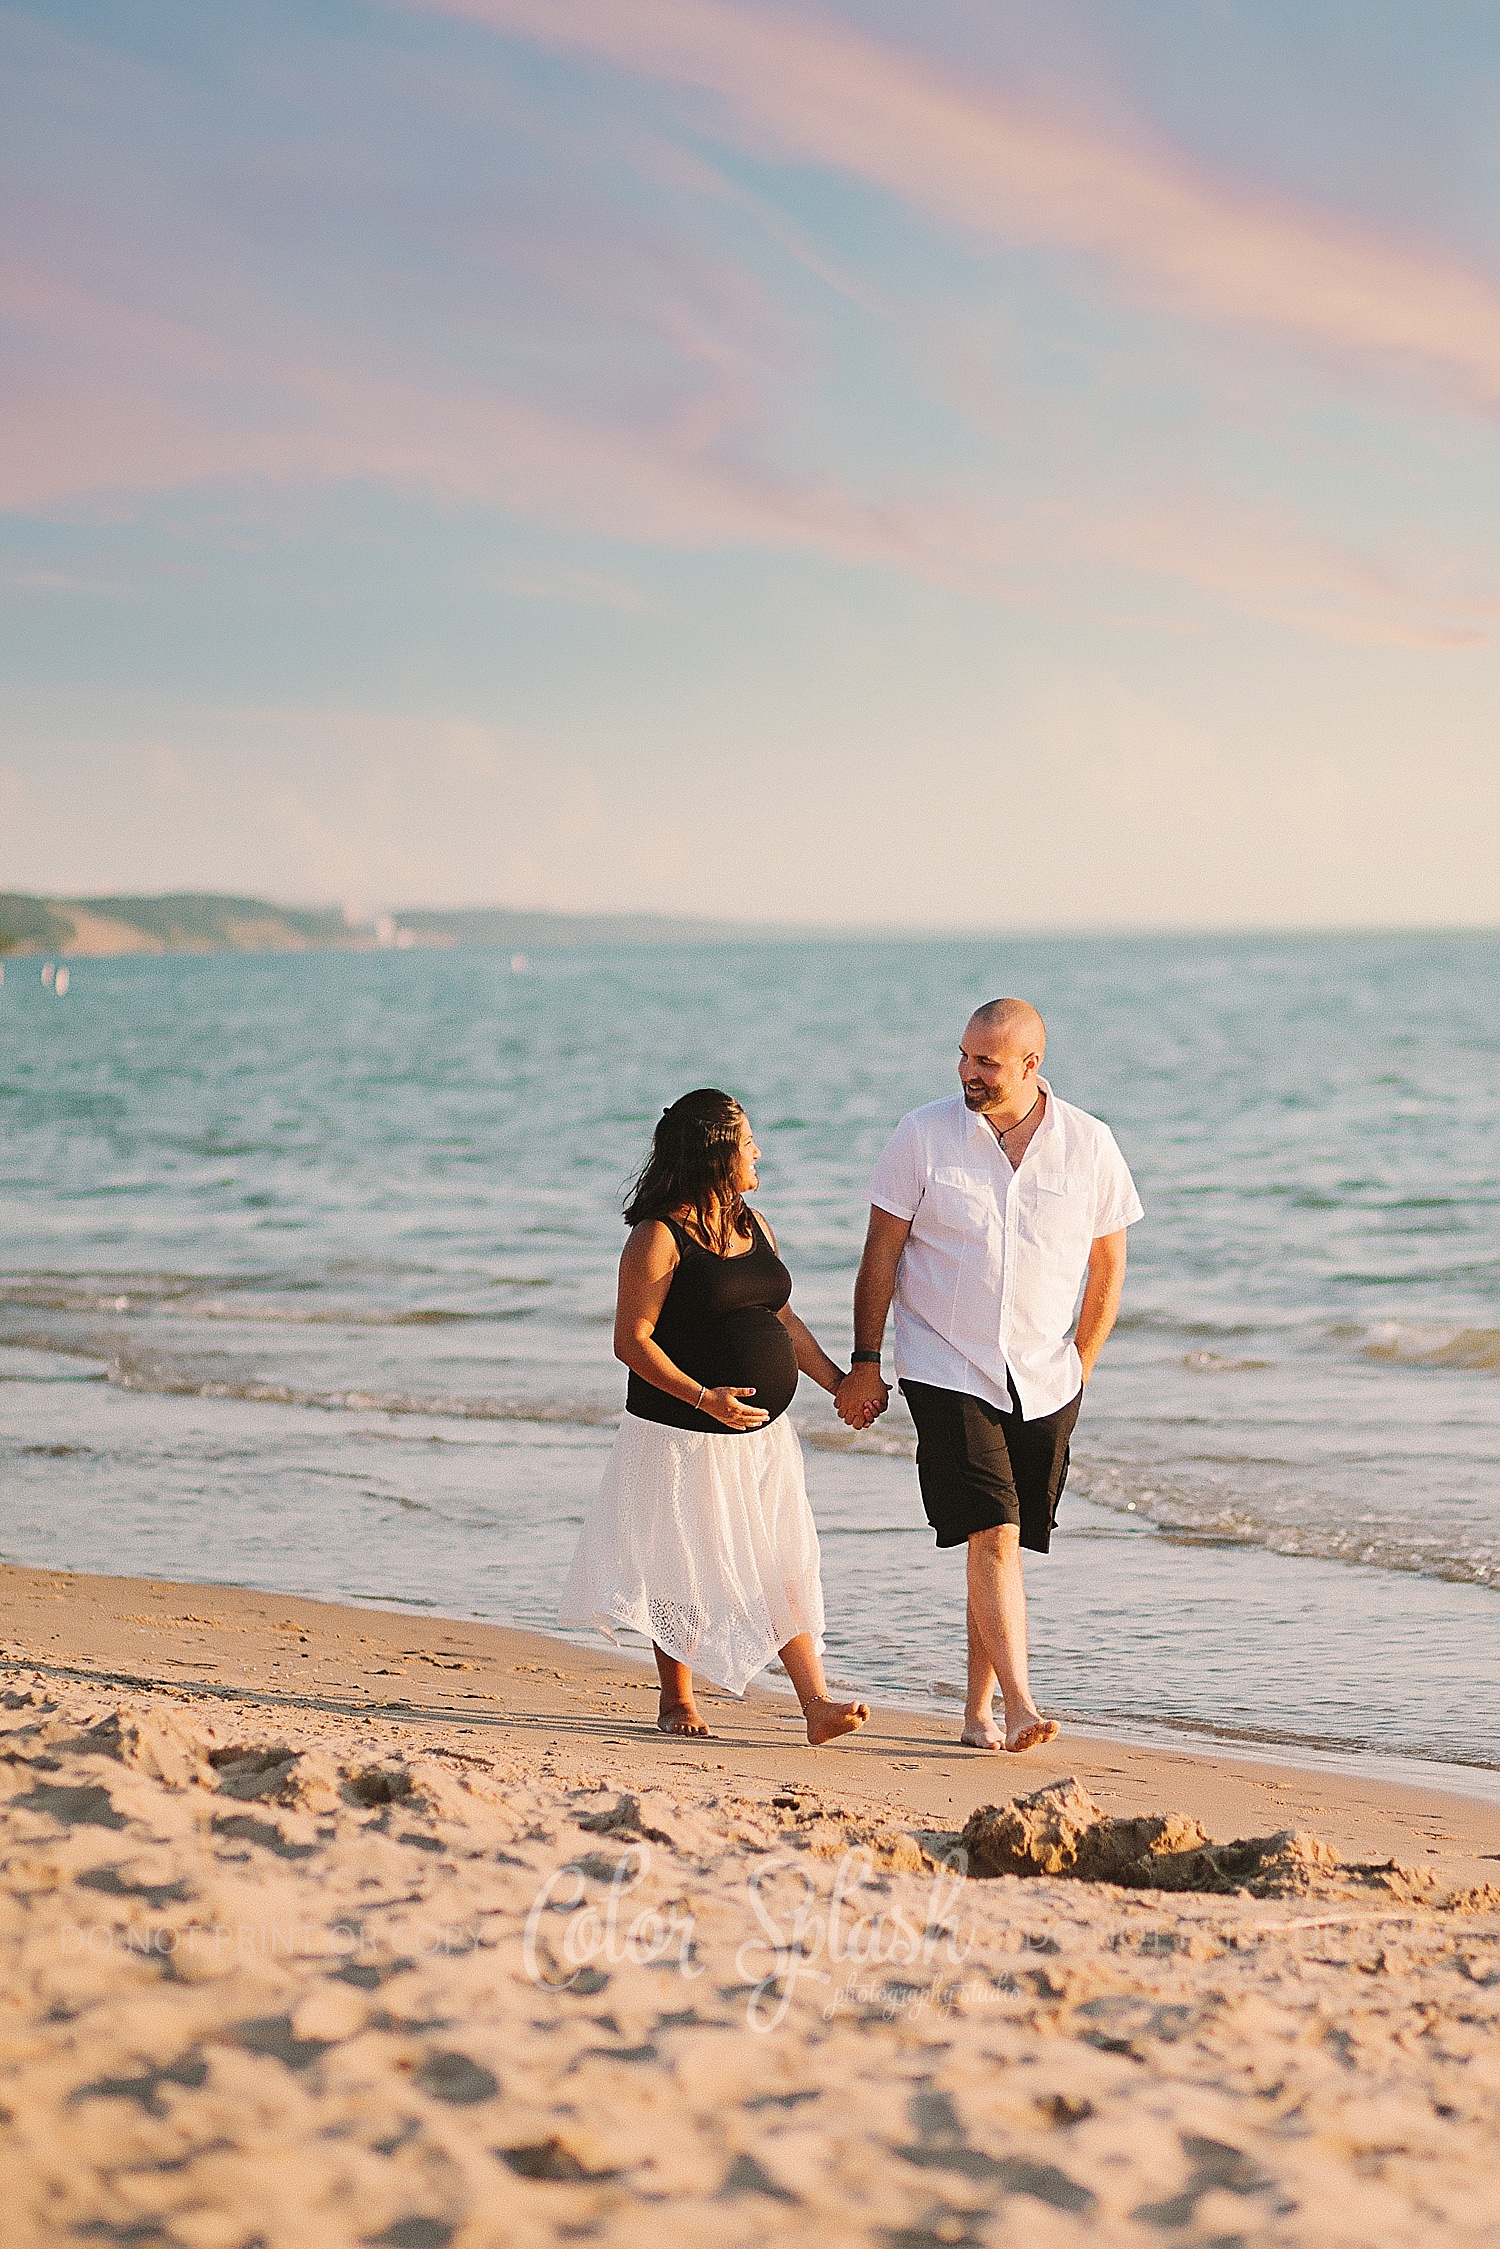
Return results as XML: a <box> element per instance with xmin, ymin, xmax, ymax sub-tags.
<box><xmin>961</xmin><ymin>1717</ymin><xmax>1002</xmax><ymax>1749</ymax></box>
<box><xmin>1006</xmin><ymin>1710</ymin><xmax>1059</xmax><ymax>1753</ymax></box>
<box><xmin>803</xmin><ymin>1696</ymin><xmax>870</xmax><ymax>1746</ymax></box>
<box><xmin>657</xmin><ymin>1700</ymin><xmax>710</xmax><ymax>1737</ymax></box>
<box><xmin>652</xmin><ymin>1648</ymin><xmax>708</xmax><ymax>1737</ymax></box>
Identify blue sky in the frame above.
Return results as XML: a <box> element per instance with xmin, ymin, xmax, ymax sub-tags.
<box><xmin>3</xmin><ymin>0</ymin><xmax>1499</xmax><ymax>924</ymax></box>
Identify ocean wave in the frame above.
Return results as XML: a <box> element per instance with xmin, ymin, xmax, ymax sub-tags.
<box><xmin>0</xmin><ymin>1319</ymin><xmax>920</xmax><ymax>1447</ymax></box>
<box><xmin>1113</xmin><ymin>1309</ymin><xmax>1263</xmax><ymax>1339</ymax></box>
<box><xmin>0</xmin><ymin>1329</ymin><xmax>618</xmax><ymax>1429</ymax></box>
<box><xmin>104</xmin><ymin>1361</ymin><xmax>622</xmax><ymax>1428</ymax></box>
<box><xmin>181</xmin><ymin>1301</ymin><xmax>531</xmax><ymax>1328</ymax></box>
<box><xmin>1336</xmin><ymin>1260</ymin><xmax>1500</xmax><ymax>1292</ymax></box>
<box><xmin>1361</xmin><ymin>1321</ymin><xmax>1500</xmax><ymax>1374</ymax></box>
<box><xmin>1071</xmin><ymin>1463</ymin><xmax>1499</xmax><ymax>1592</ymax></box>
<box><xmin>801</xmin><ymin>1423</ymin><xmax>916</xmax><ymax>1458</ymax></box>
<box><xmin>1</xmin><ymin>1324</ymin><xmax>924</xmax><ymax>1455</ymax></box>
<box><xmin>1126</xmin><ymin>1311</ymin><xmax>1500</xmax><ymax>1378</ymax></box>
<box><xmin>0</xmin><ymin>1274</ymin><xmax>208</xmax><ymax>1313</ymax></box>
<box><xmin>191</xmin><ymin>1301</ymin><xmax>477</xmax><ymax>1326</ymax></box>
<box><xmin>0</xmin><ymin>1272</ymin><xmax>542</xmax><ymax>1325</ymax></box>
<box><xmin>96</xmin><ymin>1360</ymin><xmax>926</xmax><ymax>1448</ymax></box>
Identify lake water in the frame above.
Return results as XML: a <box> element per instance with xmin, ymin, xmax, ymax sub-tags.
<box><xmin>2</xmin><ymin>935</ymin><xmax>1497</xmax><ymax>1791</ymax></box>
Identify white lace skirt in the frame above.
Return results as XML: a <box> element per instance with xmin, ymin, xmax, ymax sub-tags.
<box><xmin>559</xmin><ymin>1410</ymin><xmax>825</xmax><ymax>1696</ymax></box>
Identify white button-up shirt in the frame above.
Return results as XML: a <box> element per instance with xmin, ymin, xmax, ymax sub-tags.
<box><xmin>868</xmin><ymin>1082</ymin><xmax>1144</xmax><ymax>1419</ymax></box>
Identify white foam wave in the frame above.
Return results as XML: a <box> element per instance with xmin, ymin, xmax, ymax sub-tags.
<box><xmin>94</xmin><ymin>1350</ymin><xmax>621</xmax><ymax>1429</ymax></box>
<box><xmin>1073</xmin><ymin>1464</ymin><xmax>1499</xmax><ymax>1592</ymax></box>
<box><xmin>1362</xmin><ymin>1321</ymin><xmax>1500</xmax><ymax>1374</ymax></box>
<box><xmin>0</xmin><ymin>1274</ymin><xmax>535</xmax><ymax>1326</ymax></box>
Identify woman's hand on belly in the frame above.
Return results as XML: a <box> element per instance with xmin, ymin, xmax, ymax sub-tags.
<box><xmin>701</xmin><ymin>1385</ymin><xmax>770</xmax><ymax>1431</ymax></box>
<box><xmin>706</xmin><ymin>1306</ymin><xmax>800</xmax><ymax>1424</ymax></box>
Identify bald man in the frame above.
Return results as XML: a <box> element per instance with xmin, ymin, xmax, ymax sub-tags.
<box><xmin>836</xmin><ymin>1000</ymin><xmax>1143</xmax><ymax>1752</ymax></box>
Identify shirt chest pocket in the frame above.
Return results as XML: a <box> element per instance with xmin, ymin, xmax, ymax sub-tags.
<box><xmin>923</xmin><ymin>1166</ymin><xmax>993</xmax><ymax>1238</ymax></box>
<box><xmin>1025</xmin><ymin>1171</ymin><xmax>1092</xmax><ymax>1253</ymax></box>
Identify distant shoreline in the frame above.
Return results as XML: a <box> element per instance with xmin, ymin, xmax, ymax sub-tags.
<box><xmin>4</xmin><ymin>890</ymin><xmax>1500</xmax><ymax>959</ymax></box>
<box><xmin>0</xmin><ymin>890</ymin><xmax>914</xmax><ymax>959</ymax></box>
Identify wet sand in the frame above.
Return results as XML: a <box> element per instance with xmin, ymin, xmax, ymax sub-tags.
<box><xmin>2</xmin><ymin>1561</ymin><xmax>1497</xmax><ymax>2247</ymax></box>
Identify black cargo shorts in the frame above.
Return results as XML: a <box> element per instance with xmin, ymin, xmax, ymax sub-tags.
<box><xmin>899</xmin><ymin>1378</ymin><xmax>1081</xmax><ymax>1553</ymax></box>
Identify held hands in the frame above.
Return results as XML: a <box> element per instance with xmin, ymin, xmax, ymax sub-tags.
<box><xmin>835</xmin><ymin>1363</ymin><xmax>890</xmax><ymax>1431</ymax></box>
<box><xmin>702</xmin><ymin>1384</ymin><xmax>769</xmax><ymax>1431</ymax></box>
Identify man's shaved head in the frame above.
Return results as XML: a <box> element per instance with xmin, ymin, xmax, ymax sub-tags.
<box><xmin>966</xmin><ymin>998</ymin><xmax>1046</xmax><ymax>1058</ymax></box>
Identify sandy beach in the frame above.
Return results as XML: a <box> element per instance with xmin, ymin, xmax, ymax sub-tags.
<box><xmin>1</xmin><ymin>1562</ymin><xmax>1496</xmax><ymax>2249</ymax></box>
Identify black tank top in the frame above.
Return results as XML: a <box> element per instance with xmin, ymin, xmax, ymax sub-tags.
<box><xmin>626</xmin><ymin>1210</ymin><xmax>799</xmax><ymax>1434</ymax></box>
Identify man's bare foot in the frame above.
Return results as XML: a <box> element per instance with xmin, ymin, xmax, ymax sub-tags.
<box><xmin>803</xmin><ymin>1697</ymin><xmax>870</xmax><ymax>1746</ymax></box>
<box><xmin>1006</xmin><ymin>1712</ymin><xmax>1059</xmax><ymax>1753</ymax></box>
<box><xmin>961</xmin><ymin>1718</ymin><xmax>1002</xmax><ymax>1749</ymax></box>
<box><xmin>657</xmin><ymin>1700</ymin><xmax>710</xmax><ymax>1737</ymax></box>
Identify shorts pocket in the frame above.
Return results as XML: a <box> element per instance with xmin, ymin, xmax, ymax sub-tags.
<box><xmin>1047</xmin><ymin>1395</ymin><xmax>1082</xmax><ymax>1523</ymax></box>
<box><xmin>1049</xmin><ymin>1440</ymin><xmax>1071</xmax><ymax>1527</ymax></box>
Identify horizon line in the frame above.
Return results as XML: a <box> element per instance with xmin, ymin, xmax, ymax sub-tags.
<box><xmin>4</xmin><ymin>887</ymin><xmax>1500</xmax><ymax>944</ymax></box>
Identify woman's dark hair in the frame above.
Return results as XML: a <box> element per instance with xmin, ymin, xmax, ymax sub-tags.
<box><xmin>625</xmin><ymin>1088</ymin><xmax>748</xmax><ymax>1248</ymax></box>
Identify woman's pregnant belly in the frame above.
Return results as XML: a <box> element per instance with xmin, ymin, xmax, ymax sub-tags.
<box><xmin>701</xmin><ymin>1306</ymin><xmax>800</xmax><ymax>1425</ymax></box>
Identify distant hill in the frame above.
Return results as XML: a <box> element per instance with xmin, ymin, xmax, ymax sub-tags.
<box><xmin>0</xmin><ymin>894</ymin><xmax>76</xmax><ymax>953</ymax></box>
<box><xmin>0</xmin><ymin>893</ymin><xmax>356</xmax><ymax>956</ymax></box>
<box><xmin>0</xmin><ymin>891</ymin><xmax>889</xmax><ymax>957</ymax></box>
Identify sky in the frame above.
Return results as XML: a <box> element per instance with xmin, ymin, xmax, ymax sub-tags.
<box><xmin>3</xmin><ymin>0</ymin><xmax>1499</xmax><ymax>927</ymax></box>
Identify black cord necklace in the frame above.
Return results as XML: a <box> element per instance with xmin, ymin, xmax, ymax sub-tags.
<box><xmin>993</xmin><ymin>1092</ymin><xmax>1041</xmax><ymax>1145</ymax></box>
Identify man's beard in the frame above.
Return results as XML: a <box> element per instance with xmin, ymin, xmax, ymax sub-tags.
<box><xmin>962</xmin><ymin>1083</ymin><xmax>1000</xmax><ymax>1110</ymax></box>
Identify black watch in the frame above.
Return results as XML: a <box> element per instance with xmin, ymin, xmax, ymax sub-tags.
<box><xmin>850</xmin><ymin>1350</ymin><xmax>883</xmax><ymax>1366</ymax></box>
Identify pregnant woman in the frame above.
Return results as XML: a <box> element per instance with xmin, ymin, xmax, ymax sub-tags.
<box><xmin>561</xmin><ymin>1088</ymin><xmax>870</xmax><ymax>1746</ymax></box>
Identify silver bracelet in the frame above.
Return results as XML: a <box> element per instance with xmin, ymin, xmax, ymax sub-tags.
<box><xmin>695</xmin><ymin>1382</ymin><xmax>707</xmax><ymax>1412</ymax></box>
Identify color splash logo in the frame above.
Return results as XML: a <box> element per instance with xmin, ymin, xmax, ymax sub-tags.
<box><xmin>522</xmin><ymin>1840</ymin><xmax>973</xmax><ymax>2033</ymax></box>
<box><xmin>736</xmin><ymin>1847</ymin><xmax>973</xmax><ymax>2032</ymax></box>
<box><xmin>523</xmin><ymin>1844</ymin><xmax>701</xmax><ymax>1991</ymax></box>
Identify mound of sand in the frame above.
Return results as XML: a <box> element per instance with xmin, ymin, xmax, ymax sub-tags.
<box><xmin>952</xmin><ymin>1777</ymin><xmax>1451</xmax><ymax>1899</ymax></box>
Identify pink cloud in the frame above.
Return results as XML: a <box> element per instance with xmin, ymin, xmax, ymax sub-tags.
<box><xmin>415</xmin><ymin>0</ymin><xmax>1500</xmax><ymax>413</ymax></box>
<box><xmin>0</xmin><ymin>247</ymin><xmax>973</xmax><ymax>564</ymax></box>
<box><xmin>1</xmin><ymin>185</ymin><xmax>1491</xmax><ymax>650</ymax></box>
<box><xmin>1053</xmin><ymin>497</ymin><xmax>1500</xmax><ymax>650</ymax></box>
